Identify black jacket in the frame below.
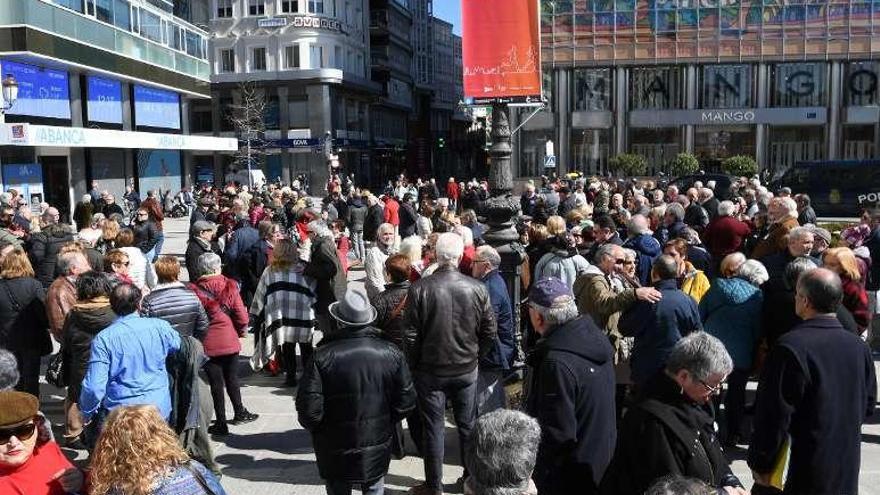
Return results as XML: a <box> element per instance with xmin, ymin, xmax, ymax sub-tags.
<box><xmin>684</xmin><ymin>203</ymin><xmax>709</xmax><ymax>231</ymax></box>
<box><xmin>141</xmin><ymin>283</ymin><xmax>210</xmax><ymax>338</ymax></box>
<box><xmin>363</xmin><ymin>204</ymin><xmax>384</xmax><ymax>242</ymax></box>
<box><xmin>304</xmin><ymin>236</ymin><xmax>347</xmax><ymax>315</ymax></box>
<box><xmin>347</xmin><ymin>202</ymin><xmax>367</xmax><ymax>233</ymax></box>
<box><xmin>134</xmin><ymin>220</ymin><xmax>160</xmax><ymax>255</ymax></box>
<box><xmin>374</xmin><ymin>281</ymin><xmax>410</xmax><ymax>351</ymax></box>
<box><xmin>398</xmin><ymin>202</ymin><xmax>418</xmax><ymax>238</ymax></box>
<box><xmin>748</xmin><ymin>316</ymin><xmax>876</xmax><ymax>495</ymax></box>
<box><xmin>29</xmin><ymin>224</ymin><xmax>75</xmax><ymax>287</ymax></box>
<box><xmin>404</xmin><ymin>265</ymin><xmax>497</xmax><ymax>376</ymax></box>
<box><xmin>296</xmin><ymin>327</ymin><xmax>416</xmax><ymax>484</ymax></box>
<box><xmin>525</xmin><ymin>316</ymin><xmax>617</xmax><ymax>495</ymax></box>
<box><xmin>601</xmin><ymin>373</ymin><xmax>742</xmax><ymax>494</ymax></box>
<box><xmin>61</xmin><ymin>301</ymin><xmax>116</xmax><ymax>403</ymax></box>
<box><xmin>185</xmin><ymin>238</ymin><xmax>217</xmax><ymax>282</ymax></box>
<box><xmin>0</xmin><ymin>277</ymin><xmax>49</xmax><ymax>356</ymax></box>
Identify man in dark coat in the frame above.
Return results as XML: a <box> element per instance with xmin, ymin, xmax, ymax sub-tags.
<box><xmin>363</xmin><ymin>195</ymin><xmax>384</xmax><ymax>245</ymax></box>
<box><xmin>29</xmin><ymin>208</ymin><xmax>75</xmax><ymax>287</ymax></box>
<box><xmin>622</xmin><ymin>214</ymin><xmax>661</xmax><ymax>286</ymax></box>
<box><xmin>749</xmin><ymin>268</ymin><xmax>876</xmax><ymax>495</ymax></box>
<box><xmin>682</xmin><ymin>191</ymin><xmax>709</xmax><ymax>232</ymax></box>
<box><xmin>619</xmin><ymin>254</ymin><xmax>703</xmax><ymax>387</ymax></box>
<box><xmin>297</xmin><ymin>286</ymin><xmax>416</xmax><ymax>495</ymax></box>
<box><xmin>524</xmin><ymin>277</ymin><xmax>617</xmax><ymax>495</ymax></box>
<box><xmin>398</xmin><ymin>195</ymin><xmax>418</xmax><ymax>239</ymax></box>
<box><xmin>304</xmin><ymin>220</ymin><xmax>347</xmax><ymax>334</ymax></box>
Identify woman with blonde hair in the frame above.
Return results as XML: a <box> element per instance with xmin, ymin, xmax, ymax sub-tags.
<box><xmin>664</xmin><ymin>238</ymin><xmax>711</xmax><ymax>303</ymax></box>
<box><xmin>250</xmin><ymin>239</ymin><xmax>318</xmax><ymax>387</ymax></box>
<box><xmin>823</xmin><ymin>247</ymin><xmax>869</xmax><ymax>332</ymax></box>
<box><xmin>97</xmin><ymin>218</ymin><xmax>120</xmax><ymax>254</ymax></box>
<box><xmin>89</xmin><ymin>404</ymin><xmax>225</xmax><ymax>495</ymax></box>
<box><xmin>545</xmin><ymin>215</ymin><xmax>567</xmax><ymax>237</ymax></box>
<box><xmin>0</xmin><ymin>249</ymin><xmax>48</xmax><ymax>397</ymax></box>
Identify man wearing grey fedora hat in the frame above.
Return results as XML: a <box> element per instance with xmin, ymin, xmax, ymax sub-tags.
<box><xmin>296</xmin><ymin>286</ymin><xmax>416</xmax><ymax>495</ymax></box>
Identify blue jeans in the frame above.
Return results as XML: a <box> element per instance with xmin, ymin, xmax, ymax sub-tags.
<box><xmin>351</xmin><ymin>231</ymin><xmax>365</xmax><ymax>260</ymax></box>
<box><xmin>415</xmin><ymin>368</ymin><xmax>478</xmax><ymax>490</ymax></box>
<box><xmin>152</xmin><ymin>231</ymin><xmax>165</xmax><ymax>262</ymax></box>
<box><xmin>326</xmin><ymin>477</ymin><xmax>384</xmax><ymax>495</ymax></box>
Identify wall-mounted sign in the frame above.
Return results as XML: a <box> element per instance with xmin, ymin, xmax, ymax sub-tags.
<box><xmin>630</xmin><ymin>107</ymin><xmax>827</xmax><ymax>127</ymax></box>
<box><xmin>1</xmin><ymin>60</ymin><xmax>70</xmax><ymax>119</ymax></box>
<box><xmin>258</xmin><ymin>17</ymin><xmax>288</xmax><ymax>28</ymax></box>
<box><xmin>0</xmin><ymin>123</ymin><xmax>237</xmax><ymax>151</ymax></box>
<box><xmin>134</xmin><ymin>85</ymin><xmax>181</xmax><ymax>130</ymax></box>
<box><xmin>87</xmin><ymin>76</ymin><xmax>123</xmax><ymax>124</ymax></box>
<box><xmin>288</xmin><ymin>15</ymin><xmax>342</xmax><ymax>32</ymax></box>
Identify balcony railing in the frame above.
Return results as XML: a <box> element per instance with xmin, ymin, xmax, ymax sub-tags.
<box><xmin>0</xmin><ymin>0</ymin><xmax>210</xmax><ymax>81</ymax></box>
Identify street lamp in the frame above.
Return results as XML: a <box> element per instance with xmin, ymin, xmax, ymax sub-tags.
<box><xmin>1</xmin><ymin>74</ymin><xmax>18</xmax><ymax>114</ymax></box>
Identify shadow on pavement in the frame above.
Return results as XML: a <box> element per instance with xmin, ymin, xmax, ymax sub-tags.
<box><xmin>216</xmin><ymin>453</ymin><xmax>320</xmax><ymax>484</ymax></box>
<box><xmin>222</xmin><ymin>429</ymin><xmax>314</xmax><ymax>455</ymax></box>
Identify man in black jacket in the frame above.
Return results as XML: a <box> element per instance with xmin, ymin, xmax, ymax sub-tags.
<box><xmin>404</xmin><ymin>232</ymin><xmax>497</xmax><ymax>495</ymax></box>
<box><xmin>524</xmin><ymin>277</ymin><xmax>617</xmax><ymax>495</ymax></box>
<box><xmin>297</xmin><ymin>287</ymin><xmax>416</xmax><ymax>495</ymax></box>
<box><xmin>29</xmin><ymin>207</ymin><xmax>75</xmax><ymax>287</ymax></box>
<box><xmin>363</xmin><ymin>195</ymin><xmax>384</xmax><ymax>245</ymax></box>
<box><xmin>749</xmin><ymin>268</ymin><xmax>876</xmax><ymax>495</ymax></box>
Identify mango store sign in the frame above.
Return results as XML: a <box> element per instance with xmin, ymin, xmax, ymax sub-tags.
<box><xmin>1</xmin><ymin>124</ymin><xmax>237</xmax><ymax>151</ymax></box>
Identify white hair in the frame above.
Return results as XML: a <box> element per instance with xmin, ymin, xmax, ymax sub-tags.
<box><xmin>435</xmin><ymin>232</ymin><xmax>464</xmax><ymax>267</ymax></box>
<box><xmin>197</xmin><ymin>252</ymin><xmax>223</xmax><ymax>277</ymax></box>
<box><xmin>665</xmin><ymin>332</ymin><xmax>733</xmax><ymax>381</ymax></box>
<box><xmin>398</xmin><ymin>236</ymin><xmax>423</xmax><ymax>263</ymax></box>
<box><xmin>454</xmin><ymin>224</ymin><xmax>474</xmax><ymax>247</ymax></box>
<box><xmin>307</xmin><ymin>220</ymin><xmax>334</xmax><ymax>239</ymax></box>
<box><xmin>778</xmin><ymin>197</ymin><xmax>799</xmax><ymax>216</ymax></box>
<box><xmin>717</xmin><ymin>200</ymin><xmax>736</xmax><ymax>217</ymax></box>
<box><xmin>475</xmin><ymin>245</ymin><xmax>501</xmax><ymax>270</ymax></box>
<box><xmin>627</xmin><ymin>214</ymin><xmax>650</xmax><ymax>236</ymax></box>
<box><xmin>737</xmin><ymin>259</ymin><xmax>769</xmax><ymax>287</ymax></box>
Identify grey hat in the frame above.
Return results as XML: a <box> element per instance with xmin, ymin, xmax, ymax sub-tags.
<box><xmin>328</xmin><ymin>287</ymin><xmax>377</xmax><ymax>327</ymax></box>
<box><xmin>190</xmin><ymin>220</ymin><xmax>216</xmax><ymax>237</ymax></box>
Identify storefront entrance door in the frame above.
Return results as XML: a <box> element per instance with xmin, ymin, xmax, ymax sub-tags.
<box><xmin>40</xmin><ymin>156</ymin><xmax>70</xmax><ymax>222</ymax></box>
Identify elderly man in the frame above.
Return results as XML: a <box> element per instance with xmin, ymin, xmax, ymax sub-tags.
<box><xmin>364</xmin><ymin>223</ymin><xmax>397</xmax><ymax>302</ymax></box>
<box><xmin>619</xmin><ymin>255</ymin><xmax>703</xmax><ymax>387</ymax></box>
<box><xmin>749</xmin><ymin>269</ymin><xmax>876</xmax><ymax>495</ymax></box>
<box><xmin>760</xmin><ymin>226</ymin><xmax>817</xmax><ymax>289</ymax></box>
<box><xmin>703</xmin><ymin>200</ymin><xmax>752</xmax><ymax>264</ymax></box>
<box><xmin>699</xmin><ymin>187</ymin><xmax>720</xmax><ymax>220</ymax></box>
<box><xmin>655</xmin><ymin>202</ymin><xmax>687</xmax><ymax>245</ymax></box>
<box><xmin>405</xmin><ymin>232</ymin><xmax>497</xmax><ymax>495</ymax></box>
<box><xmin>586</xmin><ymin>214</ymin><xmax>624</xmax><ymax>263</ymax></box>
<box><xmin>525</xmin><ymin>277</ymin><xmax>617</xmax><ymax>495</ymax></box>
<box><xmin>681</xmin><ymin>190</ymin><xmax>709</xmax><ymax>232</ymax></box>
<box><xmin>101</xmin><ymin>194</ymin><xmax>124</xmax><ymax>218</ymax></box>
<box><xmin>465</xmin><ymin>409</ymin><xmax>541</xmax><ymax>495</ymax></box>
<box><xmin>304</xmin><ymin>220</ymin><xmax>347</xmax><ymax>335</ymax></box>
<box><xmin>46</xmin><ymin>251</ymin><xmax>90</xmax><ymax>341</ymax></box>
<box><xmin>471</xmin><ymin>245</ymin><xmax>516</xmax><ymax>414</ymax></box>
<box><xmin>751</xmin><ymin>196</ymin><xmax>800</xmax><ymax>259</ymax></box>
<box><xmin>622</xmin><ymin>214</ymin><xmax>661</xmax><ymax>286</ymax></box>
<box><xmin>297</xmin><ymin>286</ymin><xmax>416</xmax><ymax>495</ymax></box>
<box><xmin>30</xmin><ymin>207</ymin><xmax>75</xmax><ymax>287</ymax></box>
<box><xmin>79</xmin><ymin>283</ymin><xmax>181</xmax><ymax>447</ymax></box>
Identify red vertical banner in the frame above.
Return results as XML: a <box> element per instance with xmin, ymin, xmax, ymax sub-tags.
<box><xmin>462</xmin><ymin>0</ymin><xmax>542</xmax><ymax>104</ymax></box>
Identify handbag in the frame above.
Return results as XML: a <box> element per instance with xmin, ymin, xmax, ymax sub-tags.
<box><xmin>46</xmin><ymin>352</ymin><xmax>66</xmax><ymax>388</ymax></box>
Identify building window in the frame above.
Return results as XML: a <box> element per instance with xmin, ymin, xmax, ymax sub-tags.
<box><xmin>700</xmin><ymin>65</ymin><xmax>753</xmax><ymax>109</ymax></box>
<box><xmin>252</xmin><ymin>47</ymin><xmax>267</xmax><ymax>71</ymax></box>
<box><xmin>308</xmin><ymin>0</ymin><xmax>324</xmax><ymax>14</ymax></box>
<box><xmin>771</xmin><ymin>62</ymin><xmax>826</xmax><ymax>107</ymax></box>
<box><xmin>140</xmin><ymin>9</ymin><xmax>163</xmax><ymax>43</ymax></box>
<box><xmin>629</xmin><ymin>66</ymin><xmax>684</xmax><ymax>110</ymax></box>
<box><xmin>113</xmin><ymin>0</ymin><xmax>130</xmax><ymax>30</ymax></box>
<box><xmin>248</xmin><ymin>0</ymin><xmax>265</xmax><ymax>16</ymax></box>
<box><xmin>217</xmin><ymin>0</ymin><xmax>232</xmax><ymax>18</ymax></box>
<box><xmin>280</xmin><ymin>0</ymin><xmax>298</xmax><ymax>13</ymax></box>
<box><xmin>95</xmin><ymin>0</ymin><xmax>112</xmax><ymax>23</ymax></box>
<box><xmin>572</xmin><ymin>68</ymin><xmax>611</xmax><ymax>111</ymax></box>
<box><xmin>284</xmin><ymin>44</ymin><xmax>300</xmax><ymax>69</ymax></box>
<box><xmin>220</xmin><ymin>49</ymin><xmax>235</xmax><ymax>72</ymax></box>
<box><xmin>310</xmin><ymin>44</ymin><xmax>324</xmax><ymax>68</ymax></box>
<box><xmin>334</xmin><ymin>46</ymin><xmax>343</xmax><ymax>69</ymax></box>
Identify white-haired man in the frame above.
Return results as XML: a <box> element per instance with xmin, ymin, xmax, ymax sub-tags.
<box><xmin>364</xmin><ymin>223</ymin><xmax>397</xmax><ymax>302</ymax></box>
<box><xmin>622</xmin><ymin>214</ymin><xmax>661</xmax><ymax>286</ymax></box>
<box><xmin>405</xmin><ymin>232</ymin><xmax>497</xmax><ymax>495</ymax></box>
<box><xmin>751</xmin><ymin>196</ymin><xmax>799</xmax><ymax>259</ymax></box>
<box><xmin>525</xmin><ymin>277</ymin><xmax>617</xmax><ymax>495</ymax></box>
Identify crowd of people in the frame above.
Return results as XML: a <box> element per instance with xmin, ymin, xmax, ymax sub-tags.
<box><xmin>0</xmin><ymin>171</ymin><xmax>877</xmax><ymax>495</ymax></box>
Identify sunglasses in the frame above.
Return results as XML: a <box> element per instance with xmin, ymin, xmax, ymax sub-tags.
<box><xmin>0</xmin><ymin>421</ymin><xmax>37</xmax><ymax>445</ymax></box>
<box><xmin>614</xmin><ymin>258</ymin><xmax>626</xmax><ymax>265</ymax></box>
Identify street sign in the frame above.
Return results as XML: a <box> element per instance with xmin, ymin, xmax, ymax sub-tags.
<box><xmin>544</xmin><ymin>155</ymin><xmax>557</xmax><ymax>168</ymax></box>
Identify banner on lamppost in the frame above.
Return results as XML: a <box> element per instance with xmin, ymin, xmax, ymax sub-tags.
<box><xmin>462</xmin><ymin>0</ymin><xmax>542</xmax><ymax>105</ymax></box>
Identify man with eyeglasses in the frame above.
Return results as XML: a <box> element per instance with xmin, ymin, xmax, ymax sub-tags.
<box><xmin>619</xmin><ymin>254</ymin><xmax>702</xmax><ymax>389</ymax></box>
<box><xmin>749</xmin><ymin>268</ymin><xmax>876</xmax><ymax>495</ymax></box>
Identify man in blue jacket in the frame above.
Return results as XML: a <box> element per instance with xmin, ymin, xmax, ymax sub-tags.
<box><xmin>619</xmin><ymin>254</ymin><xmax>703</xmax><ymax>388</ymax></box>
<box><xmin>471</xmin><ymin>245</ymin><xmax>516</xmax><ymax>414</ymax></box>
<box><xmin>622</xmin><ymin>214</ymin><xmax>661</xmax><ymax>286</ymax></box>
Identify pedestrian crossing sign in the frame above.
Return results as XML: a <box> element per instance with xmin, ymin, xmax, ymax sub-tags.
<box><xmin>544</xmin><ymin>155</ymin><xmax>557</xmax><ymax>168</ymax></box>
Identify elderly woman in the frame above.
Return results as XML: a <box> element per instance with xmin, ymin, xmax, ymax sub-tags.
<box><xmin>188</xmin><ymin>253</ymin><xmax>256</xmax><ymax>436</ymax></box>
<box><xmin>602</xmin><ymin>333</ymin><xmax>745</xmax><ymax>494</ymax></box>
<box><xmin>0</xmin><ymin>391</ymin><xmax>84</xmax><ymax>494</ymax></box>
<box><xmin>398</xmin><ymin>235</ymin><xmax>424</xmax><ymax>281</ymax></box>
<box><xmin>250</xmin><ymin>239</ymin><xmax>317</xmax><ymax>387</ymax></box>
<box><xmin>464</xmin><ymin>409</ymin><xmax>541</xmax><ymax>495</ymax></box>
<box><xmin>664</xmin><ymin>238</ymin><xmax>711</xmax><ymax>303</ymax></box>
<box><xmin>364</xmin><ymin>223</ymin><xmax>397</xmax><ymax>302</ymax></box>
<box><xmin>699</xmin><ymin>255</ymin><xmax>767</xmax><ymax>445</ymax></box>
<box><xmin>88</xmin><ymin>404</ymin><xmax>225</xmax><ymax>495</ymax></box>
<box><xmin>141</xmin><ymin>256</ymin><xmax>209</xmax><ymax>338</ymax></box>
<box><xmin>822</xmin><ymin>247</ymin><xmax>870</xmax><ymax>333</ymax></box>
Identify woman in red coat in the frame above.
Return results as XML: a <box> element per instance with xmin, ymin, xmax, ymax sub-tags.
<box><xmin>188</xmin><ymin>252</ymin><xmax>258</xmax><ymax>436</ymax></box>
<box><xmin>823</xmin><ymin>247</ymin><xmax>870</xmax><ymax>334</ymax></box>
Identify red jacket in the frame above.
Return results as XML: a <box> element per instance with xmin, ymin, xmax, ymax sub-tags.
<box><xmin>188</xmin><ymin>275</ymin><xmax>248</xmax><ymax>357</ymax></box>
<box><xmin>841</xmin><ymin>276</ymin><xmax>870</xmax><ymax>331</ymax></box>
<box><xmin>703</xmin><ymin>215</ymin><xmax>752</xmax><ymax>259</ymax></box>
<box><xmin>383</xmin><ymin>197</ymin><xmax>400</xmax><ymax>226</ymax></box>
<box><xmin>446</xmin><ymin>181</ymin><xmax>460</xmax><ymax>200</ymax></box>
<box><xmin>336</xmin><ymin>235</ymin><xmax>350</xmax><ymax>275</ymax></box>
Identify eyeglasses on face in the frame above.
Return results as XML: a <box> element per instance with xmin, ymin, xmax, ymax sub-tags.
<box><xmin>0</xmin><ymin>421</ymin><xmax>37</xmax><ymax>445</ymax></box>
<box><xmin>614</xmin><ymin>258</ymin><xmax>626</xmax><ymax>265</ymax></box>
<box><xmin>699</xmin><ymin>378</ymin><xmax>724</xmax><ymax>395</ymax></box>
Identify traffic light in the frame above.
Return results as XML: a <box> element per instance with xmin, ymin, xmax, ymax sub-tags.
<box><xmin>437</xmin><ymin>137</ymin><xmax>445</xmax><ymax>149</ymax></box>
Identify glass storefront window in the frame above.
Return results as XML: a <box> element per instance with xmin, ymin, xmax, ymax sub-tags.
<box><xmin>543</xmin><ymin>71</ymin><xmax>554</xmax><ymax>109</ymax></box>
<box><xmin>572</xmin><ymin>68</ymin><xmax>612</xmax><ymax>111</ymax></box>
<box><xmin>846</xmin><ymin>61</ymin><xmax>880</xmax><ymax>106</ymax></box>
<box><xmin>570</xmin><ymin>129</ymin><xmax>610</xmax><ymax>175</ymax></box>
<box><xmin>630</xmin><ymin>127</ymin><xmax>680</xmax><ymax>174</ymax></box>
<box><xmin>771</xmin><ymin>63</ymin><xmax>826</xmax><ymax>107</ymax></box>
<box><xmin>700</xmin><ymin>65</ymin><xmax>753</xmax><ymax>108</ymax></box>
<box><xmin>630</xmin><ymin>67</ymin><xmax>684</xmax><ymax>110</ymax></box>
<box><xmin>768</xmin><ymin>126</ymin><xmax>825</xmax><ymax>172</ymax></box>
<box><xmin>843</xmin><ymin>125</ymin><xmax>876</xmax><ymax>160</ymax></box>
<box><xmin>694</xmin><ymin>126</ymin><xmax>756</xmax><ymax>169</ymax></box>
<box><xmin>519</xmin><ymin>130</ymin><xmax>553</xmax><ymax>178</ymax></box>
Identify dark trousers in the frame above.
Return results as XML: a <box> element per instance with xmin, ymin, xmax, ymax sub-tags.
<box><xmin>721</xmin><ymin>368</ymin><xmax>750</xmax><ymax>442</ymax></box>
<box><xmin>204</xmin><ymin>353</ymin><xmax>244</xmax><ymax>424</ymax></box>
<box><xmin>415</xmin><ymin>368</ymin><xmax>478</xmax><ymax>490</ymax></box>
<box><xmin>282</xmin><ymin>342</ymin><xmax>313</xmax><ymax>381</ymax></box>
<box><xmin>14</xmin><ymin>350</ymin><xmax>41</xmax><ymax>398</ymax></box>
<box><xmin>326</xmin><ymin>476</ymin><xmax>384</xmax><ymax>495</ymax></box>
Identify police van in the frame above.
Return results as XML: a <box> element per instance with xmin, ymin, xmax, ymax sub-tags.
<box><xmin>771</xmin><ymin>160</ymin><xmax>880</xmax><ymax>217</ymax></box>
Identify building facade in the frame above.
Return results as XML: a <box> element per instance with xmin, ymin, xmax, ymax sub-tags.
<box><xmin>199</xmin><ymin>0</ymin><xmax>378</xmax><ymax>190</ymax></box>
<box><xmin>0</xmin><ymin>0</ymin><xmax>232</xmax><ymax>220</ymax></box>
<box><xmin>515</xmin><ymin>0</ymin><xmax>880</xmax><ymax>178</ymax></box>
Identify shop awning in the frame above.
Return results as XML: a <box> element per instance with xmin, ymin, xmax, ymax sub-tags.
<box><xmin>0</xmin><ymin>123</ymin><xmax>237</xmax><ymax>151</ymax></box>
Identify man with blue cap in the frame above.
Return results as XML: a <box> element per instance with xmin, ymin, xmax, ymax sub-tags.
<box><xmin>524</xmin><ymin>277</ymin><xmax>617</xmax><ymax>495</ymax></box>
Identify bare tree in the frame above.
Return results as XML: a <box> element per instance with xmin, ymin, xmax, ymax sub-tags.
<box><xmin>227</xmin><ymin>81</ymin><xmax>267</xmax><ymax>188</ymax></box>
